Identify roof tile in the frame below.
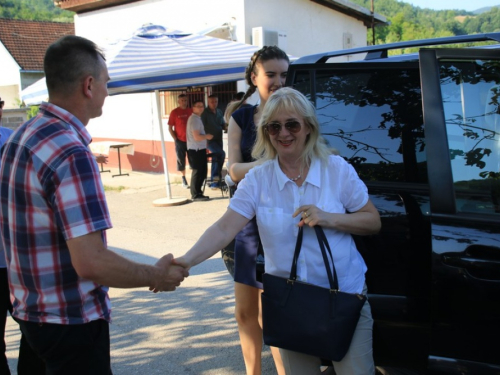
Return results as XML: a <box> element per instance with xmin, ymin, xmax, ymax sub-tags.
<box><xmin>0</xmin><ymin>19</ymin><xmax>75</xmax><ymax>71</ymax></box>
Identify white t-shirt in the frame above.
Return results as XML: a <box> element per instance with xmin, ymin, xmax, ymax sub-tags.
<box><xmin>229</xmin><ymin>155</ymin><xmax>369</xmax><ymax>294</ymax></box>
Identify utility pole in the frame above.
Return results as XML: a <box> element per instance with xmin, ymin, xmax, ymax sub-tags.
<box><xmin>371</xmin><ymin>0</ymin><xmax>376</xmax><ymax>45</ymax></box>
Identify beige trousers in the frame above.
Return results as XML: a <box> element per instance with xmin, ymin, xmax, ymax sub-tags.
<box><xmin>279</xmin><ymin>285</ymin><xmax>375</xmax><ymax>375</ymax></box>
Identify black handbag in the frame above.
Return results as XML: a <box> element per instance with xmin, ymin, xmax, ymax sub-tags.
<box><xmin>261</xmin><ymin>225</ymin><xmax>367</xmax><ymax>362</ymax></box>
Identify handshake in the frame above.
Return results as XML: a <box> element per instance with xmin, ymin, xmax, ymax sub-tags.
<box><xmin>148</xmin><ymin>254</ymin><xmax>191</xmax><ymax>293</ymax></box>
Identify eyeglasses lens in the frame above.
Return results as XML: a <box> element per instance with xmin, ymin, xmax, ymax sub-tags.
<box><xmin>265</xmin><ymin>121</ymin><xmax>301</xmax><ymax>135</ymax></box>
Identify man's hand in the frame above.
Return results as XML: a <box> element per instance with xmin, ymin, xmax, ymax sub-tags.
<box><xmin>95</xmin><ymin>154</ymin><xmax>108</xmax><ymax>164</ymax></box>
<box><xmin>149</xmin><ymin>254</ymin><xmax>189</xmax><ymax>293</ymax></box>
<box><xmin>206</xmin><ymin>133</ymin><xmax>214</xmax><ymax>140</ymax></box>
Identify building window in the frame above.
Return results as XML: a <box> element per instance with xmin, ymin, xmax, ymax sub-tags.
<box><xmin>161</xmin><ymin>82</ymin><xmax>237</xmax><ymax>117</ymax></box>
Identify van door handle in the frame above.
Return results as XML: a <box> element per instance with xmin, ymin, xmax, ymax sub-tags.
<box><xmin>442</xmin><ymin>254</ymin><xmax>500</xmax><ymax>280</ymax></box>
<box><xmin>442</xmin><ymin>256</ymin><xmax>500</xmax><ymax>270</ymax></box>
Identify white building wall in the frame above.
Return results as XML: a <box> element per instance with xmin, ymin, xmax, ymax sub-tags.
<box><xmin>0</xmin><ymin>43</ymin><xmax>22</xmax><ymax>108</ymax></box>
<box><xmin>244</xmin><ymin>0</ymin><xmax>367</xmax><ymax>57</ymax></box>
<box><xmin>73</xmin><ymin>0</ymin><xmax>368</xmax><ymax>143</ymax></box>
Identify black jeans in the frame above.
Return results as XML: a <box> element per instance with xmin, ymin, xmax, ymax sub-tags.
<box><xmin>174</xmin><ymin>139</ymin><xmax>189</xmax><ymax>171</ymax></box>
<box><xmin>187</xmin><ymin>148</ymin><xmax>208</xmax><ymax>198</ymax></box>
<box><xmin>0</xmin><ymin>268</ymin><xmax>12</xmax><ymax>374</ymax></box>
<box><xmin>15</xmin><ymin>318</ymin><xmax>112</xmax><ymax>375</ymax></box>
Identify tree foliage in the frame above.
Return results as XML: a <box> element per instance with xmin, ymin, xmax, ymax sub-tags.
<box><xmin>350</xmin><ymin>0</ymin><xmax>500</xmax><ymax>44</ymax></box>
<box><xmin>0</xmin><ymin>0</ymin><xmax>74</xmax><ymax>23</ymax></box>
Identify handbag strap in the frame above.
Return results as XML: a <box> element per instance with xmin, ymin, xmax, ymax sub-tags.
<box><xmin>314</xmin><ymin>226</ymin><xmax>340</xmax><ymax>291</ymax></box>
<box><xmin>289</xmin><ymin>225</ymin><xmax>304</xmax><ymax>281</ymax></box>
<box><xmin>289</xmin><ymin>225</ymin><xmax>339</xmax><ymax>291</ymax></box>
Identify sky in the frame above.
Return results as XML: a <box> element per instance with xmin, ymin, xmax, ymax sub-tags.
<box><xmin>402</xmin><ymin>0</ymin><xmax>500</xmax><ymax>11</ymax></box>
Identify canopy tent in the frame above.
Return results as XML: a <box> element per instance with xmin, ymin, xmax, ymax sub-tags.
<box><xmin>22</xmin><ymin>24</ymin><xmax>260</xmax><ymax>103</ymax></box>
<box><xmin>22</xmin><ymin>77</ymin><xmax>48</xmax><ymax>106</ymax></box>
<box><xmin>107</xmin><ymin>24</ymin><xmax>260</xmax><ymax>94</ymax></box>
<box><xmin>21</xmin><ymin>25</ymin><xmax>262</xmax><ymax>205</ymax></box>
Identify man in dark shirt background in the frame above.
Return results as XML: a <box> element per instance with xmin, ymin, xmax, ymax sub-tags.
<box><xmin>201</xmin><ymin>94</ymin><xmax>226</xmax><ymax>189</ymax></box>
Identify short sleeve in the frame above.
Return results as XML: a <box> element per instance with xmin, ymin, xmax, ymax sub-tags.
<box><xmin>167</xmin><ymin>109</ymin><xmax>176</xmax><ymax>126</ymax></box>
<box><xmin>51</xmin><ymin>151</ymin><xmax>112</xmax><ymax>239</ymax></box>
<box><xmin>228</xmin><ymin>168</ymin><xmax>259</xmax><ymax>220</ymax></box>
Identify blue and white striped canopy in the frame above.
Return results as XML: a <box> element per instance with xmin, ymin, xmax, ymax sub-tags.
<box><xmin>21</xmin><ymin>25</ymin><xmax>261</xmax><ymax>104</ymax></box>
<box><xmin>21</xmin><ymin>77</ymin><xmax>48</xmax><ymax>106</ymax></box>
<box><xmin>107</xmin><ymin>25</ymin><xmax>260</xmax><ymax>94</ymax></box>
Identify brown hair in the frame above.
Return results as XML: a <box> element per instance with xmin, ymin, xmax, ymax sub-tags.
<box><xmin>44</xmin><ymin>35</ymin><xmax>105</xmax><ymax>96</ymax></box>
<box><xmin>224</xmin><ymin>46</ymin><xmax>289</xmax><ymax>122</ymax></box>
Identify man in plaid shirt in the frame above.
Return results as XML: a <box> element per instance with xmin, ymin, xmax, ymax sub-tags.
<box><xmin>0</xmin><ymin>36</ymin><xmax>188</xmax><ymax>374</ymax></box>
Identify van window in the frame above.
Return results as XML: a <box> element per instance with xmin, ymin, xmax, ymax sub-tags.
<box><xmin>440</xmin><ymin>59</ymin><xmax>500</xmax><ymax>215</ymax></box>
<box><xmin>296</xmin><ymin>66</ymin><xmax>427</xmax><ymax>183</ymax></box>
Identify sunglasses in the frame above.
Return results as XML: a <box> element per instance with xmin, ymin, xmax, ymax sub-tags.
<box><xmin>263</xmin><ymin>121</ymin><xmax>302</xmax><ymax>136</ymax></box>
<box><xmin>0</xmin><ymin>101</ymin><xmax>4</xmax><ymax>109</ymax></box>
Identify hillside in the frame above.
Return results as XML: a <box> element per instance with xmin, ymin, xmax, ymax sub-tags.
<box><xmin>474</xmin><ymin>5</ymin><xmax>500</xmax><ymax>14</ymax></box>
<box><xmin>350</xmin><ymin>0</ymin><xmax>500</xmax><ymax>44</ymax></box>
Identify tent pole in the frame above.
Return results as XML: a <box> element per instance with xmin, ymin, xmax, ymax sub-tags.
<box><xmin>155</xmin><ymin>90</ymin><xmax>172</xmax><ymax>199</ymax></box>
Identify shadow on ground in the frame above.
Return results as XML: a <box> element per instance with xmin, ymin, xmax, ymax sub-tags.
<box><xmin>5</xmin><ymin>255</ymin><xmax>275</xmax><ymax>375</ymax></box>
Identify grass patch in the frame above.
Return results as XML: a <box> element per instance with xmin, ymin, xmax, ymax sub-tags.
<box><xmin>103</xmin><ymin>185</ymin><xmax>127</xmax><ymax>192</ymax></box>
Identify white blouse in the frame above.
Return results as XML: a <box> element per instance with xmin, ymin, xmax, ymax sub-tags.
<box><xmin>229</xmin><ymin>155</ymin><xmax>369</xmax><ymax>294</ymax></box>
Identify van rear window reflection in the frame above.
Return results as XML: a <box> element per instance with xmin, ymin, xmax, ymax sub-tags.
<box><xmin>293</xmin><ymin>67</ymin><xmax>427</xmax><ymax>184</ymax></box>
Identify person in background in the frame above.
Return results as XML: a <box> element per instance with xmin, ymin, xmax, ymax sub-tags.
<box><xmin>0</xmin><ymin>96</ymin><xmax>14</xmax><ymax>374</ymax></box>
<box><xmin>201</xmin><ymin>94</ymin><xmax>226</xmax><ymax>189</ymax></box>
<box><xmin>234</xmin><ymin>92</ymin><xmax>245</xmax><ymax>101</ymax></box>
<box><xmin>187</xmin><ymin>99</ymin><xmax>213</xmax><ymax>201</ymax></box>
<box><xmin>168</xmin><ymin>94</ymin><xmax>192</xmax><ymax>189</ymax></box>
<box><xmin>234</xmin><ymin>92</ymin><xmax>252</xmax><ymax>109</ymax></box>
<box><xmin>174</xmin><ymin>87</ymin><xmax>381</xmax><ymax>375</ymax></box>
<box><xmin>223</xmin><ymin>45</ymin><xmax>290</xmax><ymax>375</ymax></box>
<box><xmin>95</xmin><ymin>154</ymin><xmax>108</xmax><ymax>164</ymax></box>
<box><xmin>0</xmin><ymin>36</ymin><xmax>188</xmax><ymax>374</ymax></box>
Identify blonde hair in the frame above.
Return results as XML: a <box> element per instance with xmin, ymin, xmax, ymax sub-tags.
<box><xmin>251</xmin><ymin>87</ymin><xmax>331</xmax><ymax>165</ymax></box>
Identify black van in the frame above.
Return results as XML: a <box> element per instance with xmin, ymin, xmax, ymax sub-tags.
<box><xmin>284</xmin><ymin>33</ymin><xmax>500</xmax><ymax>374</ymax></box>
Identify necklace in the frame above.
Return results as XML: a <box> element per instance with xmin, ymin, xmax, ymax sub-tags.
<box><xmin>288</xmin><ymin>166</ymin><xmax>303</xmax><ymax>181</ymax></box>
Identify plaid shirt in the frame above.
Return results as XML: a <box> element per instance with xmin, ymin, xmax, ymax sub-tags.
<box><xmin>0</xmin><ymin>102</ymin><xmax>113</xmax><ymax>324</ymax></box>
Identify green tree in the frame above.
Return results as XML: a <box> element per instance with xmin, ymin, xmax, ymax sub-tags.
<box><xmin>463</xmin><ymin>7</ymin><xmax>500</xmax><ymax>33</ymax></box>
<box><xmin>0</xmin><ymin>0</ymin><xmax>74</xmax><ymax>22</ymax></box>
<box><xmin>347</xmin><ymin>0</ymin><xmax>500</xmax><ymax>45</ymax></box>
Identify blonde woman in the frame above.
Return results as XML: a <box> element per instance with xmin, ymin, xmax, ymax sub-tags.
<box><xmin>175</xmin><ymin>87</ymin><xmax>380</xmax><ymax>374</ymax></box>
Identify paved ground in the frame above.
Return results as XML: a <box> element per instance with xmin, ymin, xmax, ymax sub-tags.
<box><xmin>5</xmin><ymin>168</ymin><xmax>277</xmax><ymax>374</ymax></box>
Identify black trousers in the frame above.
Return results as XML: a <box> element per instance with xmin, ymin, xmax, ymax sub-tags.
<box><xmin>0</xmin><ymin>268</ymin><xmax>45</xmax><ymax>375</ymax></box>
<box><xmin>187</xmin><ymin>148</ymin><xmax>208</xmax><ymax>198</ymax></box>
<box><xmin>15</xmin><ymin>318</ymin><xmax>112</xmax><ymax>375</ymax></box>
<box><xmin>0</xmin><ymin>268</ymin><xmax>12</xmax><ymax>374</ymax></box>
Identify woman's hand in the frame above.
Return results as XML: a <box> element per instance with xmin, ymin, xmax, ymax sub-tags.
<box><xmin>293</xmin><ymin>205</ymin><xmax>330</xmax><ymax>228</ymax></box>
<box><xmin>172</xmin><ymin>256</ymin><xmax>191</xmax><ymax>270</ymax></box>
